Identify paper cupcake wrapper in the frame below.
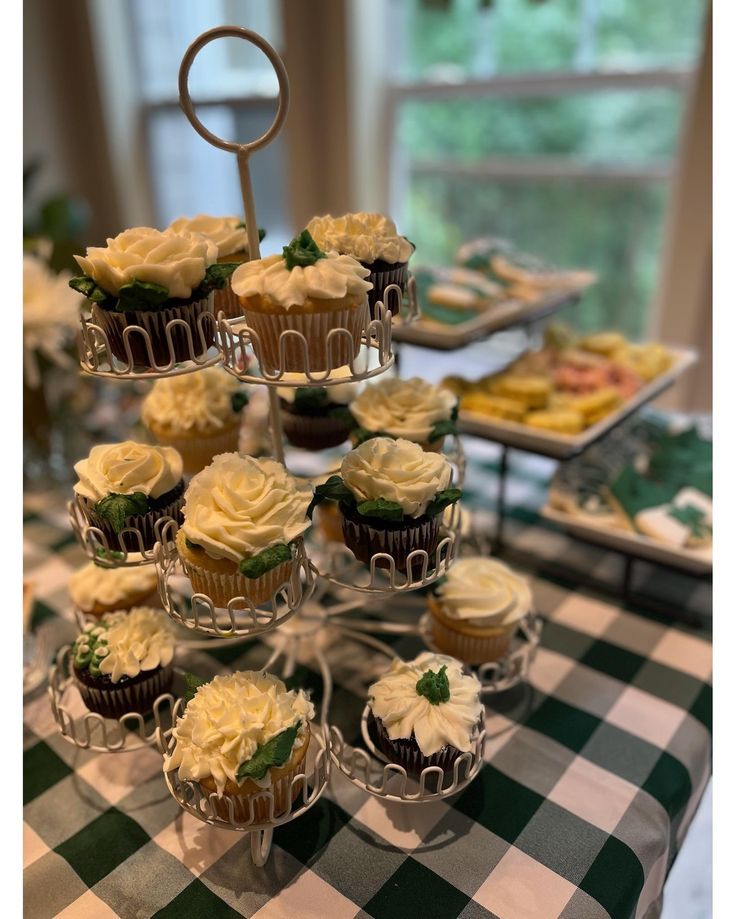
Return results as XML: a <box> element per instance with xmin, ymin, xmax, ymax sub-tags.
<box><xmin>74</xmin><ymin>665</ymin><xmax>173</xmax><ymax>719</ymax></box>
<box><xmin>370</xmin><ymin>713</ymin><xmax>464</xmax><ymax>778</ymax></box>
<box><xmin>280</xmin><ymin>408</ymin><xmax>353</xmax><ymax>450</ymax></box>
<box><xmin>91</xmin><ymin>298</ymin><xmax>215</xmax><ymax>369</ymax></box>
<box><xmin>364</xmin><ymin>262</ymin><xmax>408</xmax><ymax>316</ymax></box>
<box><xmin>243</xmin><ymin>301</ymin><xmax>368</xmax><ymax>373</ymax></box>
<box><xmin>342</xmin><ymin>514</ymin><xmax>442</xmax><ymax>575</ymax></box>
<box><xmin>214</xmin><ymin>284</ymin><xmax>244</xmax><ymax>320</ymax></box>
<box><xmin>147</xmin><ymin>423</ymin><xmax>241</xmax><ymax>476</ymax></box>
<box><xmin>204</xmin><ymin>764</ymin><xmax>306</xmax><ymax>823</ymax></box>
<box><xmin>181</xmin><ymin>556</ymin><xmax>295</xmax><ymax>610</ymax></box>
<box><xmin>429</xmin><ymin>612</ymin><xmax>517</xmax><ymax>665</ymax></box>
<box><xmin>80</xmin><ymin>493</ymin><xmax>184</xmax><ymax>554</ymax></box>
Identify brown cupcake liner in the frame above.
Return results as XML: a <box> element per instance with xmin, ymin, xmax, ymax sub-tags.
<box><xmin>213</xmin><ymin>284</ymin><xmax>245</xmax><ymax>321</ymax></box>
<box><xmin>79</xmin><ymin>489</ymin><xmax>184</xmax><ymax>554</ymax></box>
<box><xmin>242</xmin><ymin>301</ymin><xmax>368</xmax><ymax>373</ymax></box>
<box><xmin>181</xmin><ymin>555</ymin><xmax>295</xmax><ymax>610</ymax></box>
<box><xmin>369</xmin><ymin>711</ymin><xmax>464</xmax><ymax>779</ymax></box>
<box><xmin>428</xmin><ymin>604</ymin><xmax>518</xmax><ymax>665</ymax></box>
<box><xmin>341</xmin><ymin>510</ymin><xmax>442</xmax><ymax>575</ymax></box>
<box><xmin>146</xmin><ymin>422</ymin><xmax>241</xmax><ymax>476</ymax></box>
<box><xmin>74</xmin><ymin>664</ymin><xmax>173</xmax><ymax>719</ymax></box>
<box><xmin>91</xmin><ymin>298</ymin><xmax>216</xmax><ymax>369</ymax></box>
<box><xmin>363</xmin><ymin>262</ymin><xmax>408</xmax><ymax>317</ymax></box>
<box><xmin>279</xmin><ymin>406</ymin><xmax>353</xmax><ymax>450</ymax></box>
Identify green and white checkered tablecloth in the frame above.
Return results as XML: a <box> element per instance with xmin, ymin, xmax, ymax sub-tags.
<box><xmin>23</xmin><ymin>442</ymin><xmax>711</xmax><ymax>919</ymax></box>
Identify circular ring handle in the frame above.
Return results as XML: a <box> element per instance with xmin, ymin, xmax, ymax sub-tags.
<box><xmin>178</xmin><ymin>26</ymin><xmax>289</xmax><ymax>153</ymax></box>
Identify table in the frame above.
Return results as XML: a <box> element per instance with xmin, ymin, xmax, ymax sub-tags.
<box><xmin>23</xmin><ymin>445</ymin><xmax>712</xmax><ymax>919</ymax></box>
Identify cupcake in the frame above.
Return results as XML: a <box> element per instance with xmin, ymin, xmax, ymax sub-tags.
<box><xmin>71</xmin><ymin>607</ymin><xmax>175</xmax><ymax>718</ymax></box>
<box><xmin>309</xmin><ymin>437</ymin><xmax>461</xmax><ymax>574</ymax></box>
<box><xmin>69</xmin><ymin>561</ymin><xmax>160</xmax><ymax>619</ymax></box>
<box><xmin>306</xmin><ymin>212</ymin><xmax>414</xmax><ymax>317</ymax></box>
<box><xmin>142</xmin><ymin>367</ymin><xmax>249</xmax><ymax>475</ymax></box>
<box><xmin>230</xmin><ymin>229</ymin><xmax>372</xmax><ymax>373</ymax></box>
<box><xmin>367</xmin><ymin>652</ymin><xmax>482</xmax><ymax>777</ymax></box>
<box><xmin>276</xmin><ymin>366</ymin><xmax>358</xmax><ymax>450</ymax></box>
<box><xmin>73</xmin><ymin>441</ymin><xmax>184</xmax><ymax>554</ymax></box>
<box><xmin>176</xmin><ymin>453</ymin><xmax>311</xmax><ymax>608</ymax></box>
<box><xmin>163</xmin><ymin>671</ymin><xmax>315</xmax><ymax>821</ymax></box>
<box><xmin>70</xmin><ymin>226</ymin><xmax>235</xmax><ymax>369</ymax></box>
<box><xmin>167</xmin><ymin>215</ymin><xmax>264</xmax><ymax>319</ymax></box>
<box><xmin>349</xmin><ymin>376</ymin><xmax>458</xmax><ymax>451</ymax></box>
<box><xmin>429</xmin><ymin>558</ymin><xmax>532</xmax><ymax>664</ymax></box>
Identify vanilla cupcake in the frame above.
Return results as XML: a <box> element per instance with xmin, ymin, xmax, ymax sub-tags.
<box><xmin>73</xmin><ymin>441</ymin><xmax>184</xmax><ymax>554</ymax></box>
<box><xmin>367</xmin><ymin>652</ymin><xmax>482</xmax><ymax>777</ymax></box>
<box><xmin>177</xmin><ymin>453</ymin><xmax>311</xmax><ymax>607</ymax></box>
<box><xmin>69</xmin><ymin>561</ymin><xmax>160</xmax><ymax>619</ymax></box>
<box><xmin>167</xmin><ymin>215</ymin><xmax>263</xmax><ymax>319</ymax></box>
<box><xmin>429</xmin><ymin>558</ymin><xmax>532</xmax><ymax>664</ymax></box>
<box><xmin>349</xmin><ymin>376</ymin><xmax>458</xmax><ymax>451</ymax></box>
<box><xmin>306</xmin><ymin>212</ymin><xmax>414</xmax><ymax>316</ymax></box>
<box><xmin>163</xmin><ymin>671</ymin><xmax>315</xmax><ymax>822</ymax></box>
<box><xmin>230</xmin><ymin>230</ymin><xmax>372</xmax><ymax>373</ymax></box>
<box><xmin>70</xmin><ymin>227</ymin><xmax>235</xmax><ymax>369</ymax></box>
<box><xmin>277</xmin><ymin>366</ymin><xmax>359</xmax><ymax>450</ymax></box>
<box><xmin>309</xmin><ymin>437</ymin><xmax>461</xmax><ymax>574</ymax></box>
<box><xmin>142</xmin><ymin>367</ymin><xmax>248</xmax><ymax>474</ymax></box>
<box><xmin>72</xmin><ymin>607</ymin><xmax>176</xmax><ymax>718</ymax></box>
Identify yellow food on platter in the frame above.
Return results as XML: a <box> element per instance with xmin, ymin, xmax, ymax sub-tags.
<box><xmin>524</xmin><ymin>410</ymin><xmax>585</xmax><ymax>434</ymax></box>
<box><xmin>459</xmin><ymin>392</ymin><xmax>527</xmax><ymax>422</ymax></box>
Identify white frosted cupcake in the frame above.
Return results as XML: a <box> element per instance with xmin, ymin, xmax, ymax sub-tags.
<box><xmin>306</xmin><ymin>212</ymin><xmax>414</xmax><ymax>316</ymax></box>
<box><xmin>163</xmin><ymin>671</ymin><xmax>315</xmax><ymax>822</ymax></box>
<box><xmin>367</xmin><ymin>652</ymin><xmax>482</xmax><ymax>776</ymax></box>
<box><xmin>69</xmin><ymin>561</ymin><xmax>159</xmax><ymax>618</ymax></box>
<box><xmin>73</xmin><ymin>441</ymin><xmax>184</xmax><ymax>554</ymax></box>
<box><xmin>167</xmin><ymin>215</ymin><xmax>262</xmax><ymax>319</ymax></box>
<box><xmin>142</xmin><ymin>367</ymin><xmax>248</xmax><ymax>474</ymax></box>
<box><xmin>71</xmin><ymin>607</ymin><xmax>176</xmax><ymax>718</ymax></box>
<box><xmin>230</xmin><ymin>230</ymin><xmax>372</xmax><ymax>373</ymax></box>
<box><xmin>276</xmin><ymin>366</ymin><xmax>359</xmax><ymax>450</ymax></box>
<box><xmin>70</xmin><ymin>227</ymin><xmax>233</xmax><ymax>369</ymax></box>
<box><xmin>176</xmin><ymin>453</ymin><xmax>312</xmax><ymax>607</ymax></box>
<box><xmin>309</xmin><ymin>437</ymin><xmax>461</xmax><ymax>574</ymax></box>
<box><xmin>349</xmin><ymin>376</ymin><xmax>458</xmax><ymax>452</ymax></box>
<box><xmin>429</xmin><ymin>558</ymin><xmax>532</xmax><ymax>664</ymax></box>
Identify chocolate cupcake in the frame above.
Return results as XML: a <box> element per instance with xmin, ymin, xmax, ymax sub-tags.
<box><xmin>73</xmin><ymin>441</ymin><xmax>184</xmax><ymax>554</ymax></box>
<box><xmin>72</xmin><ymin>608</ymin><xmax>176</xmax><ymax>718</ymax></box>
<box><xmin>277</xmin><ymin>367</ymin><xmax>359</xmax><ymax>450</ymax></box>
<box><xmin>367</xmin><ymin>652</ymin><xmax>483</xmax><ymax>777</ymax></box>
<box><xmin>308</xmin><ymin>437</ymin><xmax>461</xmax><ymax>575</ymax></box>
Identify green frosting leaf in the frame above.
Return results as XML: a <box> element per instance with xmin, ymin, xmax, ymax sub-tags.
<box><xmin>183</xmin><ymin>672</ymin><xmax>207</xmax><ymax>704</ymax></box>
<box><xmin>307</xmin><ymin>475</ymin><xmax>356</xmax><ymax>519</ymax></box>
<box><xmin>425</xmin><ymin>487</ymin><xmax>462</xmax><ymax>518</ymax></box>
<box><xmin>292</xmin><ymin>387</ymin><xmax>330</xmax><ymax>413</ymax></box>
<box><xmin>415</xmin><ymin>665</ymin><xmax>450</xmax><ymax>705</ymax></box>
<box><xmin>356</xmin><ymin>497</ymin><xmax>405</xmax><ymax>522</ymax></box>
<box><xmin>351</xmin><ymin>426</ymin><xmax>387</xmax><ymax>446</ymax></box>
<box><xmin>282</xmin><ymin>229</ymin><xmax>326</xmax><ymax>270</ymax></box>
<box><xmin>94</xmin><ymin>491</ymin><xmax>149</xmax><ymax>534</ymax></box>
<box><xmin>428</xmin><ymin>417</ymin><xmax>458</xmax><ymax>442</ymax></box>
<box><xmin>116</xmin><ymin>278</ymin><xmax>170</xmax><ymax>312</ymax></box>
<box><xmin>202</xmin><ymin>262</ymin><xmax>238</xmax><ymax>291</ymax></box>
<box><xmin>94</xmin><ymin>546</ymin><xmax>125</xmax><ymax>563</ymax></box>
<box><xmin>69</xmin><ymin>274</ymin><xmax>109</xmax><ymax>303</ymax></box>
<box><xmin>667</xmin><ymin>503</ymin><xmax>710</xmax><ymax>537</ymax></box>
<box><xmin>73</xmin><ymin>624</ymin><xmax>109</xmax><ymax>677</ymax></box>
<box><xmin>231</xmin><ymin>391</ymin><xmax>249</xmax><ymax>413</ymax></box>
<box><xmin>239</xmin><ymin>543</ymin><xmax>292</xmax><ymax>579</ymax></box>
<box><xmin>236</xmin><ymin>722</ymin><xmax>301</xmax><ymax>782</ymax></box>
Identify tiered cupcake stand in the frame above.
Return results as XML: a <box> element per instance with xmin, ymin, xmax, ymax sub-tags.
<box><xmin>47</xmin><ymin>26</ymin><xmax>541</xmax><ymax>868</ymax></box>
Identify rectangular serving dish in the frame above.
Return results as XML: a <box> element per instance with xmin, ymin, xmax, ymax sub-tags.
<box><xmin>458</xmin><ymin>346</ymin><xmax>698</xmax><ymax>459</ymax></box>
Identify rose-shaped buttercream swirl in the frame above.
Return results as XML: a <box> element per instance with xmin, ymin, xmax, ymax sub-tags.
<box><xmin>75</xmin><ymin>608</ymin><xmax>176</xmax><ymax>682</ymax></box>
<box><xmin>68</xmin><ymin>562</ymin><xmax>158</xmax><ymax>612</ymax></box>
<box><xmin>276</xmin><ymin>365</ymin><xmax>359</xmax><ymax>406</ymax></box>
<box><xmin>142</xmin><ymin>367</ymin><xmax>245</xmax><ymax>434</ymax></box>
<box><xmin>74</xmin><ymin>226</ymin><xmax>217</xmax><ymax>299</ymax></box>
<box><xmin>231</xmin><ymin>251</ymin><xmax>372</xmax><ymax>308</ymax></box>
<box><xmin>163</xmin><ymin>671</ymin><xmax>315</xmax><ymax>794</ymax></box>
<box><xmin>341</xmin><ymin>437</ymin><xmax>452</xmax><ymax>518</ymax></box>
<box><xmin>167</xmin><ymin>214</ymin><xmax>248</xmax><ymax>259</ymax></box>
<box><xmin>306</xmin><ymin>213</ymin><xmax>413</xmax><ymax>264</ymax></box>
<box><xmin>369</xmin><ymin>652</ymin><xmax>482</xmax><ymax>756</ymax></box>
<box><xmin>435</xmin><ymin>558</ymin><xmax>532</xmax><ymax>628</ymax></box>
<box><xmin>74</xmin><ymin>441</ymin><xmax>183</xmax><ymax>502</ymax></box>
<box><xmin>350</xmin><ymin>376</ymin><xmax>457</xmax><ymax>442</ymax></box>
<box><xmin>181</xmin><ymin>454</ymin><xmax>311</xmax><ymax>562</ymax></box>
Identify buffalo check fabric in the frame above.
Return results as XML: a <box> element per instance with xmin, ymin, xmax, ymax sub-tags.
<box><xmin>23</xmin><ymin>442</ymin><xmax>711</xmax><ymax>919</ymax></box>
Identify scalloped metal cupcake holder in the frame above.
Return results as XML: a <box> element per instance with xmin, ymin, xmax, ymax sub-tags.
<box><xmin>52</xmin><ymin>25</ymin><xmax>540</xmax><ymax>867</ymax></box>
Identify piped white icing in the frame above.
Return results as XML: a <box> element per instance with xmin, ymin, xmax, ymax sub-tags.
<box><xmin>349</xmin><ymin>377</ymin><xmax>456</xmax><ymax>442</ymax></box>
<box><xmin>74</xmin><ymin>226</ymin><xmax>217</xmax><ymax>299</ymax></box>
<box><xmin>368</xmin><ymin>652</ymin><xmax>482</xmax><ymax>756</ymax></box>
<box><xmin>435</xmin><ymin>557</ymin><xmax>531</xmax><ymax>628</ymax></box>
<box><xmin>142</xmin><ymin>367</ymin><xmax>245</xmax><ymax>434</ymax></box>
<box><xmin>163</xmin><ymin>671</ymin><xmax>315</xmax><ymax>794</ymax></box>
<box><xmin>306</xmin><ymin>213</ymin><xmax>413</xmax><ymax>264</ymax></box>
<box><xmin>180</xmin><ymin>454</ymin><xmax>311</xmax><ymax>562</ymax></box>
<box><xmin>167</xmin><ymin>215</ymin><xmax>248</xmax><ymax>259</ymax></box>
<box><xmin>230</xmin><ymin>252</ymin><xmax>372</xmax><ymax>307</ymax></box>
<box><xmin>68</xmin><ymin>562</ymin><xmax>158</xmax><ymax>612</ymax></box>
<box><xmin>73</xmin><ymin>441</ymin><xmax>183</xmax><ymax>502</ymax></box>
<box><xmin>74</xmin><ymin>607</ymin><xmax>176</xmax><ymax>683</ymax></box>
<box><xmin>276</xmin><ymin>365</ymin><xmax>359</xmax><ymax>405</ymax></box>
<box><xmin>341</xmin><ymin>437</ymin><xmax>452</xmax><ymax>518</ymax></box>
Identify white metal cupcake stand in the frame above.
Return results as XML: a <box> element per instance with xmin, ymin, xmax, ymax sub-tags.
<box><xmin>50</xmin><ymin>26</ymin><xmax>541</xmax><ymax>867</ymax></box>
